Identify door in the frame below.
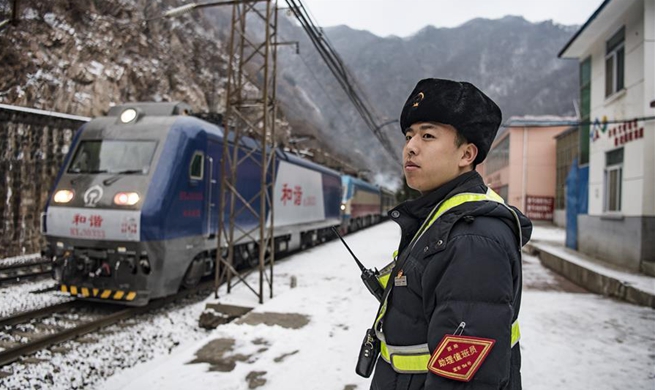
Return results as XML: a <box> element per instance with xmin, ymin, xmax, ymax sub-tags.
<box><xmin>206</xmin><ymin>139</ymin><xmax>222</xmax><ymax>237</ymax></box>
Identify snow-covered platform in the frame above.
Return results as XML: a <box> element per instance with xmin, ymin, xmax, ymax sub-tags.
<box><xmin>95</xmin><ymin>221</ymin><xmax>655</xmax><ymax>390</ymax></box>
<box><xmin>526</xmin><ymin>223</ymin><xmax>655</xmax><ymax>308</ymax></box>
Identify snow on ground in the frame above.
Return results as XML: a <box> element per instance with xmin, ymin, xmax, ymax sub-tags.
<box><xmin>0</xmin><ymin>278</ymin><xmax>69</xmax><ymax>318</ymax></box>
<box><xmin>528</xmin><ymin>223</ymin><xmax>655</xmax><ymax>296</ymax></box>
<box><xmin>0</xmin><ymin>253</ymin><xmax>42</xmax><ymax>268</ymax></box>
<box><xmin>0</xmin><ymin>223</ymin><xmax>652</xmax><ymax>389</ymax></box>
<box><xmin>529</xmin><ymin>222</ymin><xmax>566</xmax><ymax>244</ymax></box>
<box><xmin>0</xmin><ymin>295</ymin><xmax>210</xmax><ymax>390</ymax></box>
<box><xmin>100</xmin><ymin>221</ymin><xmax>398</xmax><ymax>390</ymax></box>
<box><xmin>536</xmin><ymin>241</ymin><xmax>655</xmax><ymax>296</ymax></box>
<box><xmin>521</xmin><ymin>289</ymin><xmax>655</xmax><ymax>390</ymax></box>
<box><xmin>95</xmin><ymin>222</ymin><xmax>655</xmax><ymax>390</ymax></box>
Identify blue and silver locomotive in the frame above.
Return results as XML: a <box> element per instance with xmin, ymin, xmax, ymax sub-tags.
<box><xmin>42</xmin><ymin>102</ymin><xmax>344</xmax><ymax>306</ymax></box>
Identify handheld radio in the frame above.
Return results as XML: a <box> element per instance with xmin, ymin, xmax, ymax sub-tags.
<box><xmin>330</xmin><ymin>227</ymin><xmax>384</xmax><ymax>302</ymax></box>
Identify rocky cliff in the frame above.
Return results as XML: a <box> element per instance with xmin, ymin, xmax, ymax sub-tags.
<box><xmin>1</xmin><ymin>1</ymin><xmax>580</xmax><ymax>183</ymax></box>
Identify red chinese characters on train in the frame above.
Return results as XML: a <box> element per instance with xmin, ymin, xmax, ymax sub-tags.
<box><xmin>281</xmin><ymin>183</ymin><xmax>293</xmax><ymax>205</ymax></box>
<box><xmin>70</xmin><ymin>213</ymin><xmax>106</xmax><ymax>238</ymax></box>
<box><xmin>72</xmin><ymin>213</ymin><xmax>104</xmax><ymax>228</ymax></box>
<box><xmin>179</xmin><ymin>191</ymin><xmax>203</xmax><ymax>201</ymax></box>
<box><xmin>280</xmin><ymin>184</ymin><xmax>316</xmax><ymax>207</ymax></box>
<box><xmin>293</xmin><ymin>186</ymin><xmax>303</xmax><ymax>205</ymax></box>
<box><xmin>120</xmin><ymin>217</ymin><xmax>138</xmax><ymax>235</ymax></box>
<box><xmin>183</xmin><ymin>209</ymin><xmax>201</xmax><ymax>218</ymax></box>
<box><xmin>279</xmin><ymin>182</ymin><xmax>321</xmax><ymax>209</ymax></box>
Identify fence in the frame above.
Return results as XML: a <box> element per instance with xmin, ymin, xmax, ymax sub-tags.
<box><xmin>0</xmin><ymin>104</ymin><xmax>90</xmax><ymax>259</ymax></box>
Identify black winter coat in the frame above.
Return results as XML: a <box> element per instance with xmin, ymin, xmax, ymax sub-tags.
<box><xmin>370</xmin><ymin>171</ymin><xmax>532</xmax><ymax>390</ymax></box>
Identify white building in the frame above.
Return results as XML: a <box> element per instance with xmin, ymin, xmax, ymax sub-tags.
<box><xmin>559</xmin><ymin>0</ymin><xmax>655</xmax><ymax>275</ymax></box>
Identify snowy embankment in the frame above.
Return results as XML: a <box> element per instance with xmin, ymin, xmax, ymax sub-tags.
<box><xmin>0</xmin><ymin>253</ymin><xmax>43</xmax><ymax>269</ymax></box>
<box><xmin>99</xmin><ymin>222</ymin><xmax>655</xmax><ymax>390</ymax></box>
<box><xmin>1</xmin><ymin>222</ymin><xmax>653</xmax><ymax>390</ymax></box>
<box><xmin>0</xmin><ymin>279</ymin><xmax>69</xmax><ymax>318</ymax></box>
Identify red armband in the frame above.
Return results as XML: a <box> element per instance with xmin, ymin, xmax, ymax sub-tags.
<box><xmin>427</xmin><ymin>334</ymin><xmax>495</xmax><ymax>382</ymax></box>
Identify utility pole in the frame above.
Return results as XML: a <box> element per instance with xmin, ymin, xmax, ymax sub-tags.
<box><xmin>11</xmin><ymin>0</ymin><xmax>20</xmax><ymax>26</ymax></box>
<box><xmin>215</xmin><ymin>0</ymin><xmax>278</xmax><ymax>303</ymax></box>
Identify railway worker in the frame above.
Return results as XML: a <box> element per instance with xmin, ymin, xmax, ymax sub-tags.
<box><xmin>362</xmin><ymin>78</ymin><xmax>532</xmax><ymax>390</ymax></box>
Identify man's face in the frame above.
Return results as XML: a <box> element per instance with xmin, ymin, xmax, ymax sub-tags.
<box><xmin>403</xmin><ymin>122</ymin><xmax>470</xmax><ymax>193</ymax></box>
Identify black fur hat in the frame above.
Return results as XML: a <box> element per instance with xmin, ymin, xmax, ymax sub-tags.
<box><xmin>400</xmin><ymin>78</ymin><xmax>502</xmax><ymax>165</ymax></box>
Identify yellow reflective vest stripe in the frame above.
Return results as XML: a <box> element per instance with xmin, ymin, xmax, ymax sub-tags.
<box><xmin>379</xmin><ymin>320</ymin><xmax>522</xmax><ymax>373</ymax></box>
<box><xmin>511</xmin><ymin>319</ymin><xmax>521</xmax><ymax>348</ymax></box>
<box><xmin>375</xmin><ymin>188</ymin><xmax>522</xmax><ymax>374</ymax></box>
<box><xmin>376</xmin><ymin>254</ymin><xmax>396</xmax><ymax>289</ymax></box>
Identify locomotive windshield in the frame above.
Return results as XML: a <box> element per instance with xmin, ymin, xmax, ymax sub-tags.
<box><xmin>67</xmin><ymin>140</ymin><xmax>157</xmax><ymax>174</ymax></box>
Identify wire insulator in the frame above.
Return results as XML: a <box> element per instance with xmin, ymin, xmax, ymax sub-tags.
<box><xmin>163</xmin><ymin>4</ymin><xmax>198</xmax><ymax>18</ymax></box>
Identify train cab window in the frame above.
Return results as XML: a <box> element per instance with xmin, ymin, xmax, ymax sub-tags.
<box><xmin>68</xmin><ymin>140</ymin><xmax>156</xmax><ymax>174</ymax></box>
<box><xmin>189</xmin><ymin>151</ymin><xmax>204</xmax><ymax>180</ymax></box>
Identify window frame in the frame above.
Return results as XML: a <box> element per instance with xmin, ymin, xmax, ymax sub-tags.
<box><xmin>604</xmin><ymin>147</ymin><xmax>623</xmax><ymax>213</ymax></box>
<box><xmin>496</xmin><ymin>185</ymin><xmax>509</xmax><ymax>203</ymax></box>
<box><xmin>66</xmin><ymin>139</ymin><xmax>158</xmax><ymax>174</ymax></box>
<box><xmin>605</xmin><ymin>26</ymin><xmax>625</xmax><ymax>98</ymax></box>
<box><xmin>189</xmin><ymin>151</ymin><xmax>205</xmax><ymax>180</ymax></box>
<box><xmin>485</xmin><ymin>135</ymin><xmax>510</xmax><ymax>175</ymax></box>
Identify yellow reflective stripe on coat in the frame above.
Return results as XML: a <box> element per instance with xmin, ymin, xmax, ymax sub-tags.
<box><xmin>374</xmin><ymin>187</ymin><xmax>523</xmax><ymax>374</ymax></box>
<box><xmin>380</xmin><ymin>340</ymin><xmax>431</xmax><ymax>373</ymax></box>
<box><xmin>376</xmin><ymin>187</ymin><xmax>506</xmax><ymax>333</ymax></box>
<box><xmin>376</xmin><ymin>254</ymin><xmax>397</xmax><ymax>289</ymax></box>
<box><xmin>391</xmin><ymin>353</ymin><xmax>431</xmax><ymax>374</ymax></box>
<box><xmin>380</xmin><ymin>321</ymin><xmax>520</xmax><ymax>374</ymax></box>
<box><xmin>420</xmin><ymin>188</ymin><xmax>504</xmax><ymax>237</ymax></box>
<box><xmin>511</xmin><ymin>320</ymin><xmax>521</xmax><ymax>347</ymax></box>
<box><xmin>378</xmin><ymin>273</ymin><xmax>391</xmax><ymax>289</ymax></box>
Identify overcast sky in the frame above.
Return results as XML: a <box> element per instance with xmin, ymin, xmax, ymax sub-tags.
<box><xmin>298</xmin><ymin>0</ymin><xmax>603</xmax><ymax>37</ymax></box>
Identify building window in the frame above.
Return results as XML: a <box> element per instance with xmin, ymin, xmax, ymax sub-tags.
<box><xmin>189</xmin><ymin>151</ymin><xmax>204</xmax><ymax>180</ymax></box>
<box><xmin>579</xmin><ymin>57</ymin><xmax>591</xmax><ymax>165</ymax></box>
<box><xmin>496</xmin><ymin>185</ymin><xmax>509</xmax><ymax>202</ymax></box>
<box><xmin>605</xmin><ymin>26</ymin><xmax>625</xmax><ymax>98</ymax></box>
<box><xmin>604</xmin><ymin>148</ymin><xmax>623</xmax><ymax>212</ymax></box>
<box><xmin>485</xmin><ymin>136</ymin><xmax>510</xmax><ymax>175</ymax></box>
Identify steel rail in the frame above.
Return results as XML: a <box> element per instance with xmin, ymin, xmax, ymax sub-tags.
<box><xmin>0</xmin><ymin>280</ymin><xmax>214</xmax><ymax>367</ymax></box>
<box><xmin>0</xmin><ymin>301</ymin><xmax>80</xmax><ymax>328</ymax></box>
<box><xmin>0</xmin><ymin>306</ymin><xmax>136</xmax><ymax>367</ymax></box>
<box><xmin>0</xmin><ymin>260</ymin><xmax>52</xmax><ymax>284</ymax></box>
<box><xmin>0</xmin><ymin>259</ymin><xmax>50</xmax><ymax>272</ymax></box>
<box><xmin>0</xmin><ymin>271</ymin><xmax>52</xmax><ymax>284</ymax></box>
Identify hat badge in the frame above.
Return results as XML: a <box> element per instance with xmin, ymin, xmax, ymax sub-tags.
<box><xmin>411</xmin><ymin>92</ymin><xmax>425</xmax><ymax>108</ymax></box>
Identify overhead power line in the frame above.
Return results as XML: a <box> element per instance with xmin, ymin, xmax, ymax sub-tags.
<box><xmin>284</xmin><ymin>0</ymin><xmax>399</xmax><ymax>161</ymax></box>
<box><xmin>501</xmin><ymin>115</ymin><xmax>655</xmax><ymax>128</ymax></box>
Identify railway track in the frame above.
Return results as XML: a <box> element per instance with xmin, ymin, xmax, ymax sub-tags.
<box><xmin>0</xmin><ymin>280</ymin><xmax>214</xmax><ymax>367</ymax></box>
<box><xmin>0</xmin><ymin>259</ymin><xmax>52</xmax><ymax>284</ymax></box>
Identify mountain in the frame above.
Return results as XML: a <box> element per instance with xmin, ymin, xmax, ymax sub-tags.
<box><xmin>0</xmin><ymin>0</ymin><xmax>230</xmax><ymax>117</ymax></box>
<box><xmin>274</xmin><ymin>15</ymin><xmax>580</xmax><ymax>181</ymax></box>
<box><xmin>0</xmin><ymin>2</ymin><xmax>579</xmax><ymax>185</ymax></box>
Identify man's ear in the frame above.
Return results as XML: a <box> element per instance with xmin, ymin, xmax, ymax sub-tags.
<box><xmin>459</xmin><ymin>143</ymin><xmax>478</xmax><ymax>168</ymax></box>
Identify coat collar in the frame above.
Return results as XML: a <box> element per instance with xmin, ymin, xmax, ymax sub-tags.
<box><xmin>390</xmin><ymin>171</ymin><xmax>487</xmax><ymax>250</ymax></box>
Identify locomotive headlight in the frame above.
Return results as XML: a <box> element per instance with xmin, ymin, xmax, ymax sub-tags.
<box><xmin>120</xmin><ymin>108</ymin><xmax>138</xmax><ymax>123</ymax></box>
<box><xmin>54</xmin><ymin>190</ymin><xmax>74</xmax><ymax>203</ymax></box>
<box><xmin>340</xmin><ymin>204</ymin><xmax>346</xmax><ymax>211</ymax></box>
<box><xmin>114</xmin><ymin>192</ymin><xmax>140</xmax><ymax>206</ymax></box>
